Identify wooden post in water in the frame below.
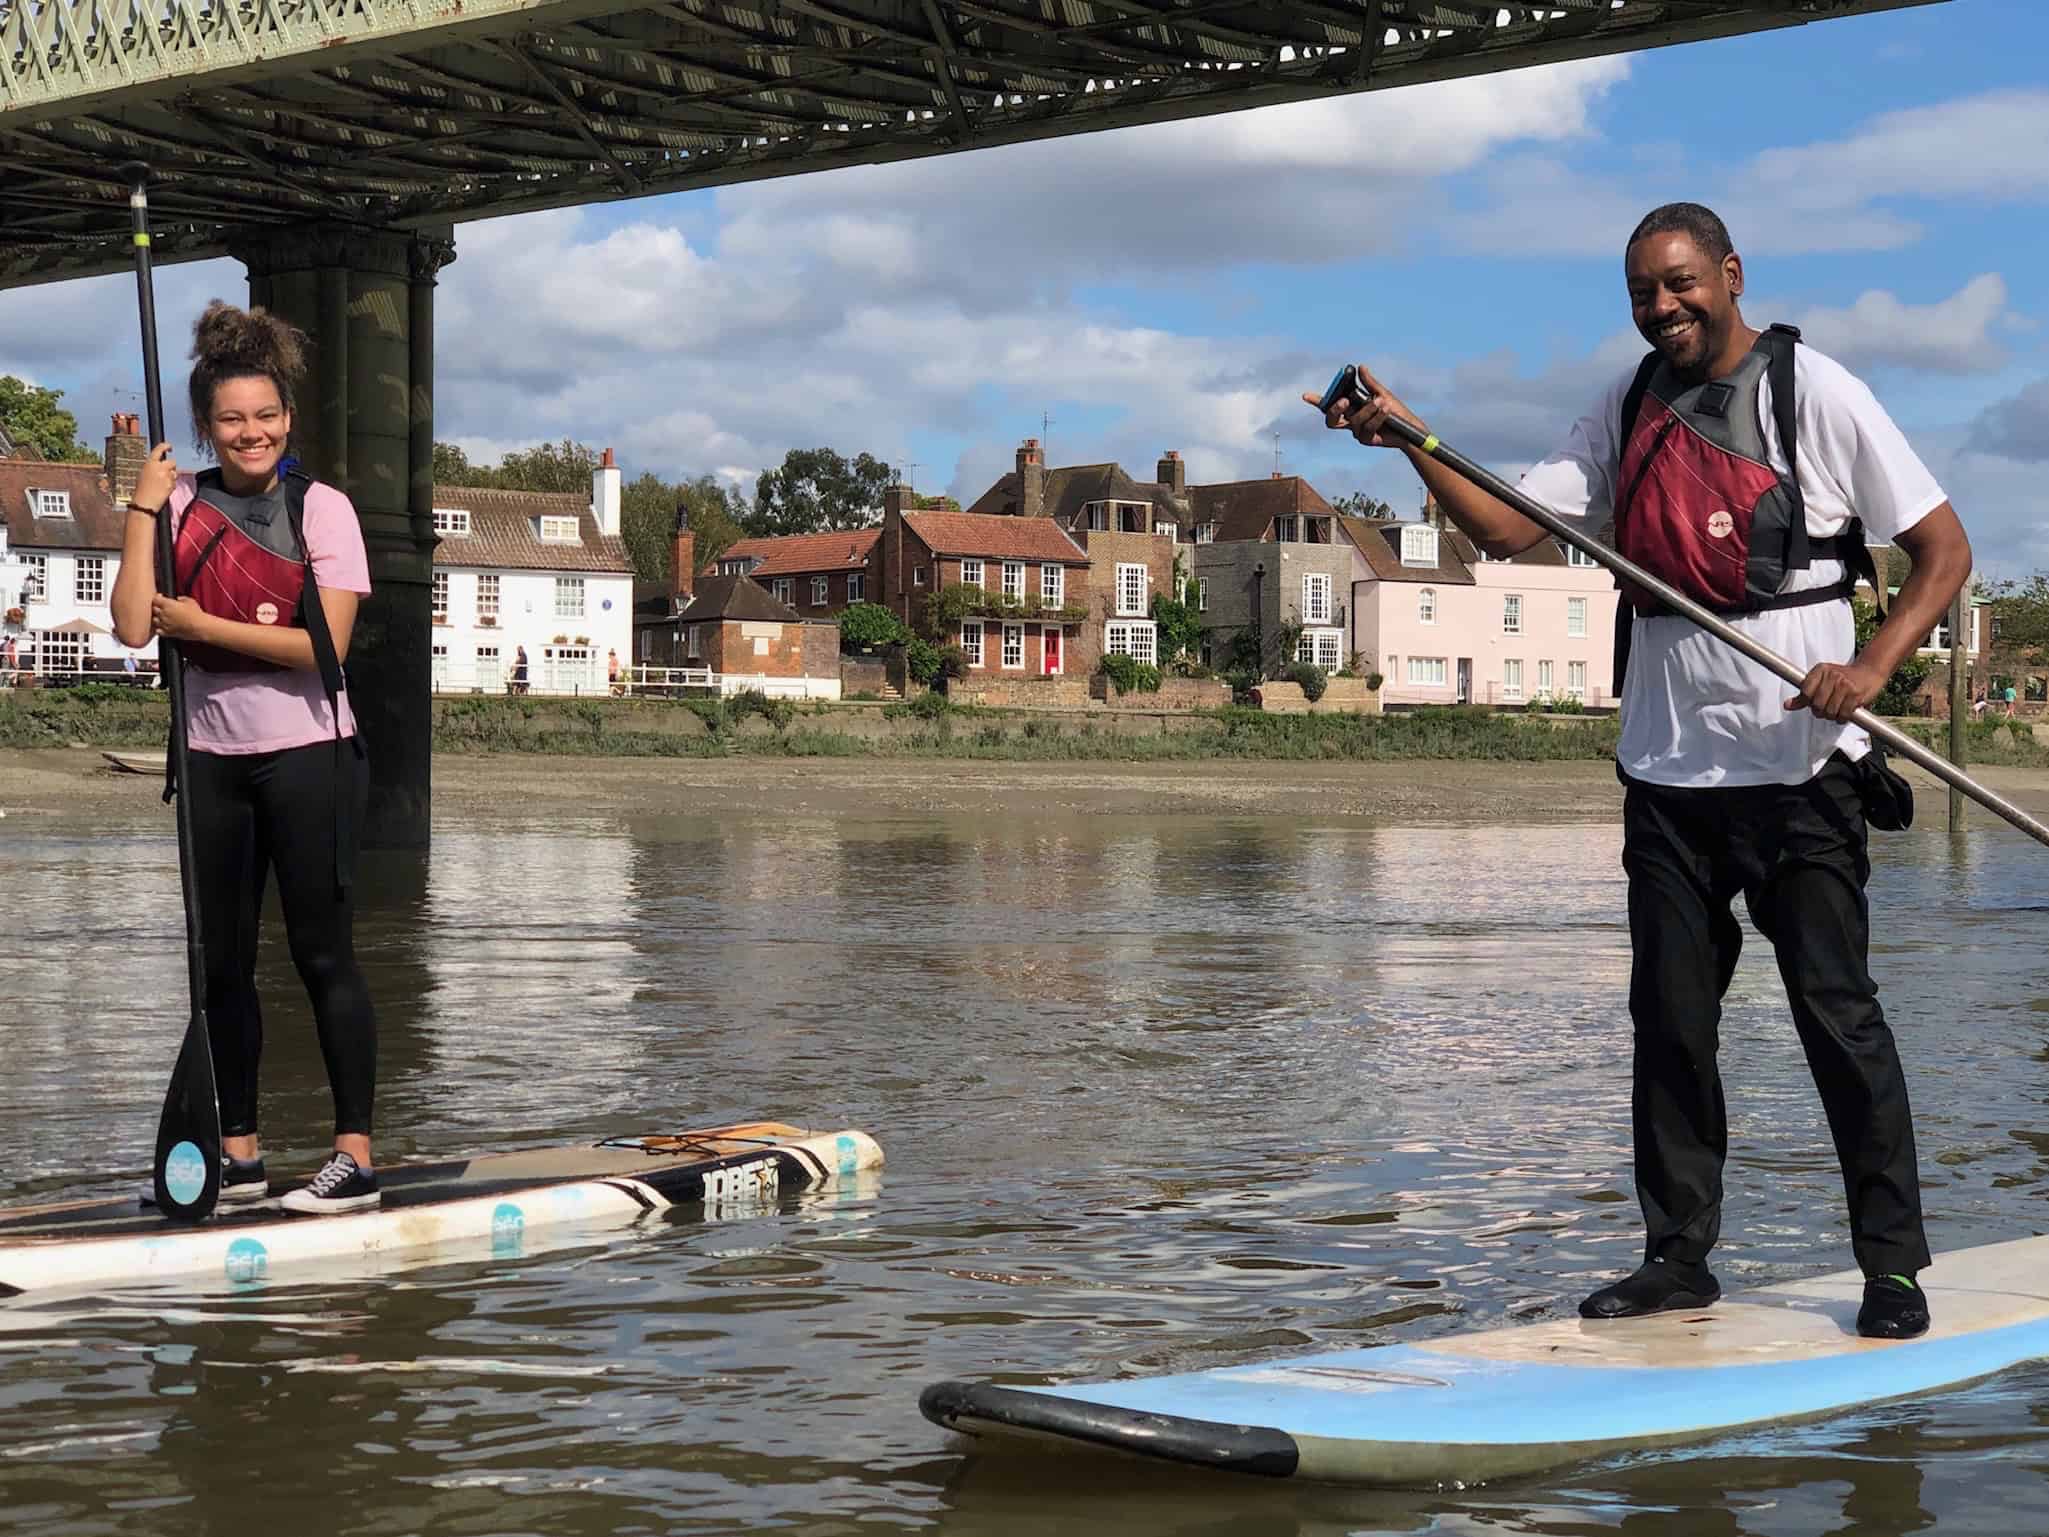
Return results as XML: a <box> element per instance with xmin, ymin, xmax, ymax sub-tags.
<box><xmin>1950</xmin><ymin>587</ymin><xmax>1969</xmax><ymax>831</ymax></box>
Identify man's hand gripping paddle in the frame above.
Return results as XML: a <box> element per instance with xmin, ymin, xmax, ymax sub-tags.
<box><xmin>1316</xmin><ymin>365</ymin><xmax>2049</xmax><ymax>852</ymax></box>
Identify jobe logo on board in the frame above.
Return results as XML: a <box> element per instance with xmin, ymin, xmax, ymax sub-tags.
<box><xmin>224</xmin><ymin>1237</ymin><xmax>269</xmax><ymax>1285</ymax></box>
<box><xmin>163</xmin><ymin>1141</ymin><xmax>208</xmax><ymax>1206</ymax></box>
<box><xmin>702</xmin><ymin>1159</ymin><xmax>778</xmax><ymax>1208</ymax></box>
<box><xmin>492</xmin><ymin>1203</ymin><xmax>525</xmax><ymax>1258</ymax></box>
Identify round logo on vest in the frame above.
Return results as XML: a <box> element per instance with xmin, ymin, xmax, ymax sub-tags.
<box><xmin>1706</xmin><ymin>511</ymin><xmax>1734</xmax><ymax>539</ymax></box>
<box><xmin>255</xmin><ymin>602</ymin><xmax>280</xmax><ymax>625</ymax></box>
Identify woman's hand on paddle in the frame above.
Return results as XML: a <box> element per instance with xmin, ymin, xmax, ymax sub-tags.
<box><xmin>1787</xmin><ymin>658</ymin><xmax>1886</xmax><ymax>722</ymax></box>
<box><xmin>1302</xmin><ymin>364</ymin><xmax>1427</xmax><ymax>450</ymax></box>
<box><xmin>130</xmin><ymin>443</ymin><xmax>178</xmax><ymax>514</ymax></box>
<box><xmin>150</xmin><ymin>594</ymin><xmax>213</xmax><ymax>644</ymax></box>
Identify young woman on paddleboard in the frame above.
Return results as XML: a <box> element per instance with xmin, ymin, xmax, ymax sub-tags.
<box><xmin>112</xmin><ymin>301</ymin><xmax>380</xmax><ymax>1217</ymax></box>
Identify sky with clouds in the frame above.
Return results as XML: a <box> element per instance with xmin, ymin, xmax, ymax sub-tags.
<box><xmin>2</xmin><ymin>0</ymin><xmax>2043</xmax><ymax>577</ymax></box>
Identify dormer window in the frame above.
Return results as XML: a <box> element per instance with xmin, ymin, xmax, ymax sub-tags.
<box><xmin>1564</xmin><ymin>544</ymin><xmax>1599</xmax><ymax>568</ymax></box>
<box><xmin>433</xmin><ymin>507</ymin><xmax>472</xmax><ymax>537</ymax></box>
<box><xmin>1401</xmin><ymin>525</ymin><xmax>1439</xmax><ymax>568</ymax></box>
<box><xmin>30</xmin><ymin>488</ymin><xmax>69</xmax><ymax>520</ymax></box>
<box><xmin>539</xmin><ymin>515</ymin><xmax>579</xmax><ymax>542</ymax></box>
<box><xmin>1273</xmin><ymin>516</ymin><xmax>1299</xmax><ymax>543</ymax></box>
<box><xmin>1195</xmin><ymin>522</ymin><xmax>1217</xmax><ymax>545</ymax></box>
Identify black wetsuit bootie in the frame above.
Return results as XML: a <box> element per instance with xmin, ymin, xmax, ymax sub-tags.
<box><xmin>1579</xmin><ymin>1257</ymin><xmax>1721</xmax><ymax>1319</ymax></box>
<box><xmin>1858</xmin><ymin>1274</ymin><xmax>1930</xmax><ymax>1340</ymax></box>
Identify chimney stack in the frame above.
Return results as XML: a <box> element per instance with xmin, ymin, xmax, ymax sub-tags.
<box><xmin>1156</xmin><ymin>450</ymin><xmax>1185</xmax><ymax>496</ymax></box>
<box><xmin>671</xmin><ymin>508</ymin><xmax>696</xmax><ymax>604</ymax></box>
<box><xmin>1018</xmin><ymin>437</ymin><xmax>1045</xmax><ymax>519</ymax></box>
<box><xmin>593</xmin><ymin>446</ymin><xmax>621</xmax><ymax>537</ymax></box>
<box><xmin>105</xmin><ymin>412</ymin><xmax>146</xmax><ymax>505</ymax></box>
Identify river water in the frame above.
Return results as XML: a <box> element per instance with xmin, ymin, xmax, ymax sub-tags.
<box><xmin>2</xmin><ymin>791</ymin><xmax>2047</xmax><ymax>1535</ymax></box>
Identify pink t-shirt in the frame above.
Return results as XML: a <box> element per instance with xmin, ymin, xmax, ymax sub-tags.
<box><xmin>167</xmin><ymin>474</ymin><xmax>371</xmax><ymax>755</ymax></box>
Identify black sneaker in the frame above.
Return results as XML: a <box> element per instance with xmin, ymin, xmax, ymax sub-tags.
<box><xmin>280</xmin><ymin>1152</ymin><xmax>380</xmax><ymax>1216</ymax></box>
<box><xmin>219</xmin><ymin>1155</ymin><xmax>270</xmax><ymax>1207</ymax></box>
<box><xmin>1579</xmin><ymin>1258</ymin><xmax>1721</xmax><ymax>1319</ymax></box>
<box><xmin>140</xmin><ymin>1154</ymin><xmax>270</xmax><ymax>1208</ymax></box>
<box><xmin>1858</xmin><ymin>1274</ymin><xmax>1930</xmax><ymax>1340</ymax></box>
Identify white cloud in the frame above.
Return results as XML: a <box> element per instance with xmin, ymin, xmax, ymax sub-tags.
<box><xmin>1751</xmin><ymin>90</ymin><xmax>2049</xmax><ymax>209</ymax></box>
<box><xmin>1772</xmin><ymin>274</ymin><xmax>2011</xmax><ymax>376</ymax></box>
<box><xmin>1964</xmin><ymin>377</ymin><xmax>2049</xmax><ymax>463</ymax></box>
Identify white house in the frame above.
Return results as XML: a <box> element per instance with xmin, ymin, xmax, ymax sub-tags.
<box><xmin>2</xmin><ymin>414</ymin><xmax>158</xmax><ymax>681</ymax></box>
<box><xmin>430</xmin><ymin>449</ymin><xmax>636</xmax><ymax>695</ymax></box>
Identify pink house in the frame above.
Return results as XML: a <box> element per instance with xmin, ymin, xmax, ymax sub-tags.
<box><xmin>1351</xmin><ymin>509</ymin><xmax>1620</xmax><ymax>709</ymax></box>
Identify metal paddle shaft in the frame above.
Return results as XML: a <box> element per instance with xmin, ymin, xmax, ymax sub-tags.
<box><xmin>125</xmin><ymin>162</ymin><xmax>223</xmax><ymax>1222</ymax></box>
<box><xmin>1369</xmin><ymin>410</ymin><xmax>2049</xmax><ymax>851</ymax></box>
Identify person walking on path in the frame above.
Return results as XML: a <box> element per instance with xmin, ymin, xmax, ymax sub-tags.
<box><xmin>112</xmin><ymin>300</ymin><xmax>381</xmax><ymax>1217</ymax></box>
<box><xmin>1310</xmin><ymin>202</ymin><xmax>1973</xmax><ymax>1341</ymax></box>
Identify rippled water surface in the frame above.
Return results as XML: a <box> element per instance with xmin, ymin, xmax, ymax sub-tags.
<box><xmin>3</xmin><ymin>789</ymin><xmax>2048</xmax><ymax>1535</ymax></box>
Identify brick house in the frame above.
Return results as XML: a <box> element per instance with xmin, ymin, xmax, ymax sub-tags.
<box><xmin>964</xmin><ymin>440</ymin><xmax>1186</xmax><ymax>671</ymax></box>
<box><xmin>656</xmin><ymin>572</ymin><xmax>840</xmax><ymax>697</ymax></box>
<box><xmin>1187</xmin><ymin>474</ymin><xmax>1350</xmax><ymax>675</ymax></box>
<box><xmin>708</xmin><ymin>527</ymin><xmax>880</xmax><ymax>617</ymax></box>
<box><xmin>1</xmin><ymin>413</ymin><xmax>158</xmax><ymax>681</ymax></box>
<box><xmin>875</xmin><ymin>484</ymin><xmax>1094</xmax><ymax>677</ymax></box>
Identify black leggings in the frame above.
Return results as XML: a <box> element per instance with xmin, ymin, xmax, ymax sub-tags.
<box><xmin>186</xmin><ymin>741</ymin><xmax>376</xmax><ymax>1139</ymax></box>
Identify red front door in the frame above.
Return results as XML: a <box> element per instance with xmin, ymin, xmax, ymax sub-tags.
<box><xmin>1043</xmin><ymin>628</ymin><xmax>1062</xmax><ymax>675</ymax></box>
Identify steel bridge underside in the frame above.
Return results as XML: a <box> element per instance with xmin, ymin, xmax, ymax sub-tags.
<box><xmin>0</xmin><ymin>0</ymin><xmax>1947</xmax><ymax>289</ymax></box>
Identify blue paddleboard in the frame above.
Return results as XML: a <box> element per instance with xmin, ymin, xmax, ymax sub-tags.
<box><xmin>921</xmin><ymin>1235</ymin><xmax>2049</xmax><ymax>1485</ymax></box>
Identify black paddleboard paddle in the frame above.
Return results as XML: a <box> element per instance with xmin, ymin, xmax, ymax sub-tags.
<box><xmin>125</xmin><ymin>162</ymin><xmax>223</xmax><ymax>1222</ymax></box>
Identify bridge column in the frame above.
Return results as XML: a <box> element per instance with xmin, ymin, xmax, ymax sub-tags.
<box><xmin>230</xmin><ymin>223</ymin><xmax>455</xmax><ymax>849</ymax></box>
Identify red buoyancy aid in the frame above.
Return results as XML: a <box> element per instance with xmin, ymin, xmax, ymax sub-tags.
<box><xmin>1613</xmin><ymin>323</ymin><xmax>1877</xmax><ymax>620</ymax></box>
<box><xmin>171</xmin><ymin>469</ymin><xmax>317</xmax><ymax>673</ymax></box>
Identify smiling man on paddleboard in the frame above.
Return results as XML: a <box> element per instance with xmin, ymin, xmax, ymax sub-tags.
<box><xmin>1309</xmin><ymin>202</ymin><xmax>1974</xmax><ymax>1341</ymax></box>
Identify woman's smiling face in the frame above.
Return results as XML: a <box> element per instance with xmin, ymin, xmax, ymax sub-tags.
<box><xmin>206</xmin><ymin>373</ymin><xmax>292</xmax><ymax>490</ymax></box>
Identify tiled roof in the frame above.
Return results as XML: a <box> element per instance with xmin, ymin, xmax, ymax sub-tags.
<box><xmin>713</xmin><ymin>528</ymin><xmax>878</xmax><ymax>577</ymax></box>
<box><xmin>674</xmin><ymin>573</ymin><xmax>803</xmax><ymax>625</ymax></box>
<box><xmin>431</xmin><ymin>484</ymin><xmax>633</xmax><ymax>574</ymax></box>
<box><xmin>0</xmin><ymin>458</ymin><xmax>121</xmax><ymax>552</ymax></box>
<box><xmin>1442</xmin><ymin>525</ymin><xmax>1572</xmax><ymax>568</ymax></box>
<box><xmin>903</xmin><ymin>509</ymin><xmax>1090</xmax><ymax>563</ymax></box>
<box><xmin>966</xmin><ymin>463</ymin><xmax>1188</xmax><ymax>528</ymax></box>
<box><xmin>1344</xmin><ymin>517</ymin><xmax>1476</xmax><ymax>585</ymax></box>
<box><xmin>1187</xmin><ymin>476</ymin><xmax>1337</xmax><ymax>544</ymax></box>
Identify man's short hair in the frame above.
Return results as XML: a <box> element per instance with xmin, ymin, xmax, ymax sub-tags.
<box><xmin>1627</xmin><ymin>203</ymin><xmax>1734</xmax><ymax>263</ymax></box>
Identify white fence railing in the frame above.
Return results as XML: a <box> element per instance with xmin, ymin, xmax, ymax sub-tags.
<box><xmin>433</xmin><ymin>661</ymin><xmax>837</xmax><ymax>700</ymax></box>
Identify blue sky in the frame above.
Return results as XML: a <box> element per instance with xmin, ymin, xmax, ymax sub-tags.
<box><xmin>2</xmin><ymin>0</ymin><xmax>2043</xmax><ymax>575</ymax></box>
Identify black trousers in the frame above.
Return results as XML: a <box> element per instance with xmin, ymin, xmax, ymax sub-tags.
<box><xmin>186</xmin><ymin>740</ymin><xmax>376</xmax><ymax>1139</ymax></box>
<box><xmin>1621</xmin><ymin>755</ymin><xmax>1930</xmax><ymax>1279</ymax></box>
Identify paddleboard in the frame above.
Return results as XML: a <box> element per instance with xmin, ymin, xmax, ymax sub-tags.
<box><xmin>99</xmin><ymin>749</ymin><xmax>167</xmax><ymax>775</ymax></box>
<box><xmin>0</xmin><ymin>1122</ymin><xmax>881</xmax><ymax>1297</ymax></box>
<box><xmin>922</xmin><ymin>1235</ymin><xmax>2049</xmax><ymax>1486</ymax></box>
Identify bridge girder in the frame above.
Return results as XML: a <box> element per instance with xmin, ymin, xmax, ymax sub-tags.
<box><xmin>0</xmin><ymin>0</ymin><xmax>1947</xmax><ymax>287</ymax></box>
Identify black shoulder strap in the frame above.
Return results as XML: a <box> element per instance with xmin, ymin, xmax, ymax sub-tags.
<box><xmin>1760</xmin><ymin>323</ymin><xmax>1807</xmax><ymax>572</ymax></box>
<box><xmin>283</xmin><ymin>471</ymin><xmax>363</xmax><ymax>893</ymax></box>
<box><xmin>1609</xmin><ymin>351</ymin><xmax>1661</xmax><ymax>698</ymax></box>
<box><xmin>1617</xmin><ymin>350</ymin><xmax>1661</xmax><ymax>460</ymax></box>
<box><xmin>283</xmin><ymin>471</ymin><xmax>347</xmax><ymax>704</ymax></box>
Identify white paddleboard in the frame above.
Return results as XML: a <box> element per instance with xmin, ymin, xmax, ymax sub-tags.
<box><xmin>1</xmin><ymin>1122</ymin><xmax>883</xmax><ymax>1298</ymax></box>
<box><xmin>923</xmin><ymin>1235</ymin><xmax>2049</xmax><ymax>1486</ymax></box>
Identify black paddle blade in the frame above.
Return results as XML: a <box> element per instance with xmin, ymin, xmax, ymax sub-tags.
<box><xmin>152</xmin><ymin>1009</ymin><xmax>222</xmax><ymax>1222</ymax></box>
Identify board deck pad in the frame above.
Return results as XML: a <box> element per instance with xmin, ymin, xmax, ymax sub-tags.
<box><xmin>0</xmin><ymin>1122</ymin><xmax>883</xmax><ymax>1297</ymax></box>
<box><xmin>922</xmin><ymin>1234</ymin><xmax>2049</xmax><ymax>1487</ymax></box>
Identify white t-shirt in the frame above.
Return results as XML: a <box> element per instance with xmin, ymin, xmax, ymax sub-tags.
<box><xmin>1519</xmin><ymin>342</ymin><xmax>1946</xmax><ymax>787</ymax></box>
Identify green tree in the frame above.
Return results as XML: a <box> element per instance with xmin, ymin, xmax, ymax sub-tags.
<box><xmin>0</xmin><ymin>376</ymin><xmax>98</xmax><ymax>462</ymax></box>
<box><xmin>750</xmin><ymin>448</ymin><xmax>897</xmax><ymax>537</ymax></box>
<box><xmin>432</xmin><ymin>440</ymin><xmax>483</xmax><ymax>486</ymax></box>
<box><xmin>1330</xmin><ymin>491</ymin><xmax>1395</xmax><ymax>520</ymax></box>
<box><xmin>838</xmin><ymin>601</ymin><xmax>910</xmax><ymax>652</ymax></box>
<box><xmin>1151</xmin><ymin>581</ymin><xmax>1202</xmax><ymax>661</ymax></box>
<box><xmin>678</xmin><ymin>474</ymin><xmax>746</xmax><ymax>573</ymax></box>
<box><xmin>1988</xmin><ymin>572</ymin><xmax>2049</xmax><ymax>655</ymax></box>
<box><xmin>494</xmin><ymin>438</ymin><xmax>599</xmax><ymax>494</ymax></box>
